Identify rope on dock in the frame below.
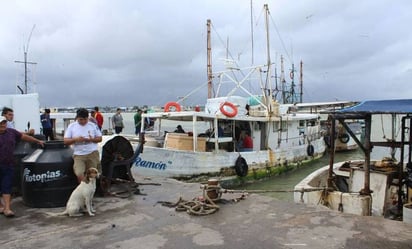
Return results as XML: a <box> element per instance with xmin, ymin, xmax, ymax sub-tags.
<box><xmin>156</xmin><ymin>184</ymin><xmax>332</xmax><ymax>216</ymax></box>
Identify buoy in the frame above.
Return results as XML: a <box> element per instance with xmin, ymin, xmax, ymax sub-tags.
<box><xmin>164</xmin><ymin>102</ymin><xmax>181</xmax><ymax>112</ymax></box>
<box><xmin>220</xmin><ymin>101</ymin><xmax>238</xmax><ymax>118</ymax></box>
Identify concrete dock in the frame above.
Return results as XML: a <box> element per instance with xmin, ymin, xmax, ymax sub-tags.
<box><xmin>1</xmin><ymin>175</ymin><xmax>412</xmax><ymax>249</ymax></box>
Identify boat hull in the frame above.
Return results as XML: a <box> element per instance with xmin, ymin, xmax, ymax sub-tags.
<box><xmin>294</xmin><ymin>161</ymin><xmax>399</xmax><ymax>217</ymax></box>
<box><xmin>131</xmin><ymin>137</ymin><xmax>325</xmax><ymax>179</ymax></box>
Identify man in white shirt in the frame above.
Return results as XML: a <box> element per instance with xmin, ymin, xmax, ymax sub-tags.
<box><xmin>64</xmin><ymin>108</ymin><xmax>102</xmax><ymax>183</ymax></box>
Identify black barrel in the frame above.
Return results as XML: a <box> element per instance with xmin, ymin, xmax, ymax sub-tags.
<box><xmin>12</xmin><ymin>134</ymin><xmax>45</xmax><ymax>196</ymax></box>
<box><xmin>21</xmin><ymin>140</ymin><xmax>77</xmax><ymax>208</ymax></box>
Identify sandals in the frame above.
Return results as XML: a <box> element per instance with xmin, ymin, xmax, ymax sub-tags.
<box><xmin>3</xmin><ymin>209</ymin><xmax>15</xmax><ymax>218</ymax></box>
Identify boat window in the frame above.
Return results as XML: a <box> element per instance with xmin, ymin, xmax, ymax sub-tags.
<box><xmin>273</xmin><ymin>121</ymin><xmax>287</xmax><ymax>132</ymax></box>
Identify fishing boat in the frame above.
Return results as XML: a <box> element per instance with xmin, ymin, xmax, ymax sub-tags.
<box><xmin>284</xmin><ymin>101</ymin><xmax>362</xmax><ymax>152</ymax></box>
<box><xmin>294</xmin><ymin>99</ymin><xmax>412</xmax><ymax>221</ymax></box>
<box><xmin>124</xmin><ymin>5</ymin><xmax>327</xmax><ymax>181</ymax></box>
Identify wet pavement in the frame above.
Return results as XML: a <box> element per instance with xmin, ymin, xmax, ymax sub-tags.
<box><xmin>1</xmin><ymin>175</ymin><xmax>412</xmax><ymax>249</ymax></box>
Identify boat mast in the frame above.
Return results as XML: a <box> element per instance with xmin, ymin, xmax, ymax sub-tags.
<box><xmin>299</xmin><ymin>60</ymin><xmax>303</xmax><ymax>103</ymax></box>
<box><xmin>280</xmin><ymin>55</ymin><xmax>286</xmax><ymax>104</ymax></box>
<box><xmin>264</xmin><ymin>4</ymin><xmax>272</xmax><ymax>106</ymax></box>
<box><xmin>207</xmin><ymin>19</ymin><xmax>212</xmax><ymax>99</ymax></box>
<box><xmin>290</xmin><ymin>62</ymin><xmax>296</xmax><ymax>103</ymax></box>
<box><xmin>14</xmin><ymin>25</ymin><xmax>37</xmax><ymax>94</ymax></box>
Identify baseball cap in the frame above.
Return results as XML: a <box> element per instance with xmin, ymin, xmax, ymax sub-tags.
<box><xmin>0</xmin><ymin>116</ymin><xmax>7</xmax><ymax>123</ymax></box>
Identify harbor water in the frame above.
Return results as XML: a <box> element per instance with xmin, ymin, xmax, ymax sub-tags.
<box><xmin>236</xmin><ymin>149</ymin><xmax>364</xmax><ymax>201</ymax></box>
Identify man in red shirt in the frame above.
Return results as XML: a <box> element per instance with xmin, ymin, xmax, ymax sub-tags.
<box><xmin>241</xmin><ymin>131</ymin><xmax>253</xmax><ymax>151</ymax></box>
<box><xmin>94</xmin><ymin>106</ymin><xmax>104</xmax><ymax>130</ymax></box>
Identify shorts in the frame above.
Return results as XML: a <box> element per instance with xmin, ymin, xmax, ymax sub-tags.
<box><xmin>0</xmin><ymin>166</ymin><xmax>14</xmax><ymax>194</ymax></box>
<box><xmin>73</xmin><ymin>150</ymin><xmax>101</xmax><ymax>177</ymax></box>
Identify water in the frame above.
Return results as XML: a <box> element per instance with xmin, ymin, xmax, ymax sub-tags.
<box><xmin>236</xmin><ymin>149</ymin><xmax>365</xmax><ymax>201</ymax></box>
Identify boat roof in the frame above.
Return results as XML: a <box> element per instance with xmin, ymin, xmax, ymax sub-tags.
<box><xmin>143</xmin><ymin>110</ymin><xmax>319</xmax><ymax>122</ymax></box>
<box><xmin>335</xmin><ymin>99</ymin><xmax>412</xmax><ymax>114</ymax></box>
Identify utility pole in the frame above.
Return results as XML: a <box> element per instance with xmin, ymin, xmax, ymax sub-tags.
<box><xmin>14</xmin><ymin>25</ymin><xmax>37</xmax><ymax>94</ymax></box>
<box><xmin>15</xmin><ymin>51</ymin><xmax>37</xmax><ymax>94</ymax></box>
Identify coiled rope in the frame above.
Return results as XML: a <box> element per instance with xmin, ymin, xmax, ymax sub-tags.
<box><xmin>157</xmin><ymin>183</ymin><xmax>333</xmax><ymax>216</ymax></box>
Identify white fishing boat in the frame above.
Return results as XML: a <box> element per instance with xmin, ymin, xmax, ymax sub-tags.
<box><xmin>294</xmin><ymin>99</ymin><xmax>412</xmax><ymax>221</ymax></box>
<box><xmin>284</xmin><ymin>101</ymin><xmax>362</xmax><ymax>152</ymax></box>
<box><xmin>123</xmin><ymin>5</ymin><xmax>327</xmax><ymax>180</ymax></box>
<box><xmin>133</xmin><ymin>98</ymin><xmax>325</xmax><ymax>180</ymax></box>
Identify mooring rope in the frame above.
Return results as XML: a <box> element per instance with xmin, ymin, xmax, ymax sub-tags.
<box><xmin>157</xmin><ymin>184</ymin><xmax>333</xmax><ymax>216</ymax></box>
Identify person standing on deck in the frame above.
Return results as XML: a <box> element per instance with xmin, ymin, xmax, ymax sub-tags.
<box><xmin>64</xmin><ymin>108</ymin><xmax>102</xmax><ymax>183</ymax></box>
<box><xmin>94</xmin><ymin>106</ymin><xmax>104</xmax><ymax>131</ymax></box>
<box><xmin>0</xmin><ymin>117</ymin><xmax>45</xmax><ymax>217</ymax></box>
<box><xmin>134</xmin><ymin>109</ymin><xmax>143</xmax><ymax>135</ymax></box>
<box><xmin>112</xmin><ymin>108</ymin><xmax>124</xmax><ymax>134</ymax></box>
<box><xmin>40</xmin><ymin>108</ymin><xmax>54</xmax><ymax>141</ymax></box>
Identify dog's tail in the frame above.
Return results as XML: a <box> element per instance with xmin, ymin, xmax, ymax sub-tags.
<box><xmin>44</xmin><ymin>210</ymin><xmax>68</xmax><ymax>217</ymax></box>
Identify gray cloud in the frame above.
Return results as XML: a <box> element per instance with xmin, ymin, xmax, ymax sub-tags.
<box><xmin>1</xmin><ymin>0</ymin><xmax>411</xmax><ymax>108</ymax></box>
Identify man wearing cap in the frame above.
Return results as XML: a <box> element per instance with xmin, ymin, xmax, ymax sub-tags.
<box><xmin>0</xmin><ymin>116</ymin><xmax>45</xmax><ymax>217</ymax></box>
<box><xmin>2</xmin><ymin>107</ymin><xmax>35</xmax><ymax>135</ymax></box>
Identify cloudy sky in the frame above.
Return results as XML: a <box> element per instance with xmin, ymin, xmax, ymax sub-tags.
<box><xmin>1</xmin><ymin>0</ymin><xmax>411</xmax><ymax>108</ymax></box>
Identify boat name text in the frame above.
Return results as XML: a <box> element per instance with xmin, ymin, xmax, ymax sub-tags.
<box><xmin>134</xmin><ymin>157</ymin><xmax>168</xmax><ymax>170</ymax></box>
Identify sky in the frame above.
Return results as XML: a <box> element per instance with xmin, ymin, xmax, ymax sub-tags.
<box><xmin>1</xmin><ymin>0</ymin><xmax>411</xmax><ymax>108</ymax></box>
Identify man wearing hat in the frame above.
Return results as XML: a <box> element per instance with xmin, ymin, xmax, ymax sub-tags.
<box><xmin>0</xmin><ymin>117</ymin><xmax>45</xmax><ymax>217</ymax></box>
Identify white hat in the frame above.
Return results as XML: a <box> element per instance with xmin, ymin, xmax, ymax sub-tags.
<box><xmin>0</xmin><ymin>116</ymin><xmax>7</xmax><ymax>123</ymax></box>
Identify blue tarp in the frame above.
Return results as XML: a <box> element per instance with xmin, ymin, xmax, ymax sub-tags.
<box><xmin>338</xmin><ymin>99</ymin><xmax>412</xmax><ymax>114</ymax></box>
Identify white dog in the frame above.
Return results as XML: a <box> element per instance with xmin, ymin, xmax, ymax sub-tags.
<box><xmin>47</xmin><ymin>167</ymin><xmax>99</xmax><ymax>217</ymax></box>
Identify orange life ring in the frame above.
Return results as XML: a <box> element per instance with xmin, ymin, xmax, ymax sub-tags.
<box><xmin>164</xmin><ymin>102</ymin><xmax>181</xmax><ymax>112</ymax></box>
<box><xmin>219</xmin><ymin>101</ymin><xmax>238</xmax><ymax>118</ymax></box>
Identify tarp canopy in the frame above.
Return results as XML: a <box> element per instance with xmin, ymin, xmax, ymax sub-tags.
<box><xmin>335</xmin><ymin>99</ymin><xmax>412</xmax><ymax>114</ymax></box>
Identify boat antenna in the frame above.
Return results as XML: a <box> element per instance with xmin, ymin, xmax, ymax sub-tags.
<box><xmin>250</xmin><ymin>0</ymin><xmax>254</xmax><ymax>65</ymax></box>
<box><xmin>299</xmin><ymin>60</ymin><xmax>303</xmax><ymax>103</ymax></box>
<box><xmin>14</xmin><ymin>24</ymin><xmax>37</xmax><ymax>94</ymax></box>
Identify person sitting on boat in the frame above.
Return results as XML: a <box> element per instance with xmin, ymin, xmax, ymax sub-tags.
<box><xmin>174</xmin><ymin>125</ymin><xmax>185</xmax><ymax>133</ymax></box>
<box><xmin>239</xmin><ymin>131</ymin><xmax>253</xmax><ymax>152</ymax></box>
